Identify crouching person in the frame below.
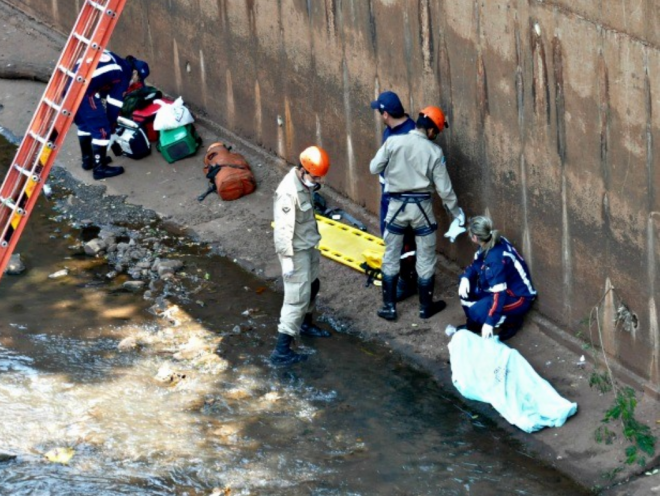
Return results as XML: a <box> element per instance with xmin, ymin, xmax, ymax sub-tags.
<box><xmin>458</xmin><ymin>216</ymin><xmax>537</xmax><ymax>341</ymax></box>
<box><xmin>73</xmin><ymin>51</ymin><xmax>150</xmax><ymax>180</ymax></box>
<box><xmin>270</xmin><ymin>146</ymin><xmax>332</xmax><ymax>366</ymax></box>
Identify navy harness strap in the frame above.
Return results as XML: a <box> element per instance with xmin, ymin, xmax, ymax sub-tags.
<box><xmin>386</xmin><ymin>193</ymin><xmax>437</xmax><ymax>236</ymax></box>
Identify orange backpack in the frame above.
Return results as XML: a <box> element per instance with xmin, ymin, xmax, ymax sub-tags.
<box><xmin>198</xmin><ymin>142</ymin><xmax>256</xmax><ymax>202</ymax></box>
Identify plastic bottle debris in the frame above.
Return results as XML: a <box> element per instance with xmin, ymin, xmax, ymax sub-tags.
<box><xmin>48</xmin><ymin>268</ymin><xmax>69</xmax><ymax>279</ymax></box>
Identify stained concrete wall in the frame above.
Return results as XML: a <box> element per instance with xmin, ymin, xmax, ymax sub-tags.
<box><xmin>8</xmin><ymin>0</ymin><xmax>660</xmax><ymax>394</ymax></box>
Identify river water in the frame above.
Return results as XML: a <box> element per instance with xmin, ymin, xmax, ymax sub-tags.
<box><xmin>0</xmin><ymin>136</ymin><xmax>590</xmax><ymax>495</ymax></box>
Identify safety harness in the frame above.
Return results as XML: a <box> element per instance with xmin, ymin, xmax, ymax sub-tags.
<box><xmin>386</xmin><ymin>192</ymin><xmax>437</xmax><ymax>236</ymax></box>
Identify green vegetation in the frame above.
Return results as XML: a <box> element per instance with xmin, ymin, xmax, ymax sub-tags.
<box><xmin>594</xmin><ymin>425</ymin><xmax>615</xmax><ymax>445</ymax></box>
<box><xmin>600</xmin><ymin>387</ymin><xmax>655</xmax><ymax>466</ymax></box>
<box><xmin>589</xmin><ymin>371</ymin><xmax>612</xmax><ymax>394</ymax></box>
<box><xmin>584</xmin><ymin>287</ymin><xmax>657</xmax><ymax>472</ymax></box>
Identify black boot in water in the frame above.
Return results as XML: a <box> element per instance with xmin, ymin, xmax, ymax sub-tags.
<box><xmin>377</xmin><ymin>273</ymin><xmax>398</xmax><ymax>321</ymax></box>
<box><xmin>270</xmin><ymin>333</ymin><xmax>308</xmax><ymax>366</ymax></box>
<box><xmin>300</xmin><ymin>313</ymin><xmax>331</xmax><ymax>337</ymax></box>
<box><xmin>418</xmin><ymin>275</ymin><xmax>446</xmax><ymax>319</ymax></box>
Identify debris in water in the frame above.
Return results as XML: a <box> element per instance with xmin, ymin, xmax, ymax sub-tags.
<box><xmin>44</xmin><ymin>447</ymin><xmax>75</xmax><ymax>464</ymax></box>
<box><xmin>209</xmin><ymin>487</ymin><xmax>231</xmax><ymax>496</ymax></box>
<box><xmin>155</xmin><ymin>364</ymin><xmax>187</xmax><ymax>386</ymax></box>
<box><xmin>42</xmin><ymin>183</ymin><xmax>53</xmax><ymax>199</ymax></box>
<box><xmin>0</xmin><ymin>453</ymin><xmax>17</xmax><ymax>463</ymax></box>
<box><xmin>48</xmin><ymin>268</ymin><xmax>69</xmax><ymax>279</ymax></box>
<box><xmin>117</xmin><ymin>336</ymin><xmax>139</xmax><ymax>351</ymax></box>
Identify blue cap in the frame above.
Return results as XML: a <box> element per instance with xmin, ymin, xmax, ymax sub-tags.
<box><xmin>133</xmin><ymin>59</ymin><xmax>150</xmax><ymax>80</ymax></box>
<box><xmin>370</xmin><ymin>91</ymin><xmax>405</xmax><ymax>117</ymax></box>
<box><xmin>131</xmin><ymin>58</ymin><xmax>150</xmax><ymax>80</ymax></box>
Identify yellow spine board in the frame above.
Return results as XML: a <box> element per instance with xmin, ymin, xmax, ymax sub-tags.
<box><xmin>315</xmin><ymin>215</ymin><xmax>384</xmax><ymax>278</ymax></box>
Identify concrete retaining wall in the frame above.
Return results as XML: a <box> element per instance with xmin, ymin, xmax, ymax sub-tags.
<box><xmin>9</xmin><ymin>0</ymin><xmax>660</xmax><ymax>394</ymax></box>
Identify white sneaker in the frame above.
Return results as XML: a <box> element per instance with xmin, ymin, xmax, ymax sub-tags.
<box><xmin>445</xmin><ymin>324</ymin><xmax>457</xmax><ymax>337</ymax></box>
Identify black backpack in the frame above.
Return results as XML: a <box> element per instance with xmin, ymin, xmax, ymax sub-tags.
<box><xmin>121</xmin><ymin>85</ymin><xmax>163</xmax><ymax>117</ymax></box>
<box><xmin>111</xmin><ymin>117</ymin><xmax>151</xmax><ymax>159</ymax></box>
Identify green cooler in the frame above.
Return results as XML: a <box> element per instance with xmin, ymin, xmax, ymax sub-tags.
<box><xmin>157</xmin><ymin>124</ymin><xmax>202</xmax><ymax>163</ymax></box>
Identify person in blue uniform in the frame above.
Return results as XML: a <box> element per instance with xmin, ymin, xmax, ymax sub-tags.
<box><xmin>458</xmin><ymin>215</ymin><xmax>537</xmax><ymax>341</ymax></box>
<box><xmin>74</xmin><ymin>51</ymin><xmax>149</xmax><ymax>180</ymax></box>
<box><xmin>370</xmin><ymin>91</ymin><xmax>417</xmax><ymax>301</ymax></box>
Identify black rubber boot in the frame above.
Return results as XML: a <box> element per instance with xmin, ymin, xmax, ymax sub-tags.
<box><xmin>418</xmin><ymin>275</ymin><xmax>446</xmax><ymax>319</ymax></box>
<box><xmin>300</xmin><ymin>313</ymin><xmax>331</xmax><ymax>337</ymax></box>
<box><xmin>396</xmin><ymin>276</ymin><xmax>417</xmax><ymax>302</ymax></box>
<box><xmin>92</xmin><ymin>144</ymin><xmax>124</xmax><ymax>180</ymax></box>
<box><xmin>79</xmin><ymin>135</ymin><xmax>94</xmax><ymax>171</ymax></box>
<box><xmin>457</xmin><ymin>319</ymin><xmax>481</xmax><ymax>333</ymax></box>
<box><xmin>377</xmin><ymin>273</ymin><xmax>398</xmax><ymax>321</ymax></box>
<box><xmin>396</xmin><ymin>231</ymin><xmax>417</xmax><ymax>302</ymax></box>
<box><xmin>497</xmin><ymin>317</ymin><xmax>523</xmax><ymax>341</ymax></box>
<box><xmin>269</xmin><ymin>333</ymin><xmax>308</xmax><ymax>366</ymax></box>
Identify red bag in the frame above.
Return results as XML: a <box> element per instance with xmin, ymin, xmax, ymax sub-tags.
<box><xmin>132</xmin><ymin>98</ymin><xmax>174</xmax><ymax>142</ymax></box>
<box><xmin>199</xmin><ymin>142</ymin><xmax>256</xmax><ymax>202</ymax></box>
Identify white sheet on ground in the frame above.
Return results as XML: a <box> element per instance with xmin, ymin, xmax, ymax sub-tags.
<box><xmin>448</xmin><ymin>330</ymin><xmax>578</xmax><ymax>433</ymax></box>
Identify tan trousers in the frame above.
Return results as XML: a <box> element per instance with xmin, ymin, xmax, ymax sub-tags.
<box><xmin>382</xmin><ymin>198</ymin><xmax>437</xmax><ymax>280</ymax></box>
<box><xmin>277</xmin><ymin>248</ymin><xmax>320</xmax><ymax>337</ymax></box>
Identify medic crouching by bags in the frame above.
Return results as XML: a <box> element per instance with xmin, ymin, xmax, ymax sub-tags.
<box><xmin>370</xmin><ymin>106</ymin><xmax>465</xmax><ymax>322</ymax></box>
<box><xmin>271</xmin><ymin>146</ymin><xmax>332</xmax><ymax>366</ymax></box>
<box><xmin>73</xmin><ymin>51</ymin><xmax>150</xmax><ymax>180</ymax></box>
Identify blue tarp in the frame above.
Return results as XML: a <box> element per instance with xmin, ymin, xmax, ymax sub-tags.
<box><xmin>448</xmin><ymin>330</ymin><xmax>578</xmax><ymax>433</ymax></box>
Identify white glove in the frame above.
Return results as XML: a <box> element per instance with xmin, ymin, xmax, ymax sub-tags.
<box><xmin>456</xmin><ymin>207</ymin><xmax>466</xmax><ymax>227</ymax></box>
<box><xmin>444</xmin><ymin>217</ymin><xmax>467</xmax><ymax>243</ymax></box>
<box><xmin>481</xmin><ymin>324</ymin><xmax>494</xmax><ymax>339</ymax></box>
<box><xmin>281</xmin><ymin>257</ymin><xmax>294</xmax><ymax>279</ymax></box>
<box><xmin>458</xmin><ymin>277</ymin><xmax>470</xmax><ymax>299</ymax></box>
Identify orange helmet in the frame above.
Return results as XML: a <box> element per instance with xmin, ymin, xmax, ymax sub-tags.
<box><xmin>419</xmin><ymin>106</ymin><xmax>448</xmax><ymax>132</ymax></box>
<box><xmin>299</xmin><ymin>146</ymin><xmax>330</xmax><ymax>177</ymax></box>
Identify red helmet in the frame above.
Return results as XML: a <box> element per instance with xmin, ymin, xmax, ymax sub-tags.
<box><xmin>419</xmin><ymin>106</ymin><xmax>448</xmax><ymax>132</ymax></box>
<box><xmin>299</xmin><ymin>146</ymin><xmax>330</xmax><ymax>177</ymax></box>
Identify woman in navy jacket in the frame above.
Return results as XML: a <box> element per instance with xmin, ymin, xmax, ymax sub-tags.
<box><xmin>458</xmin><ymin>215</ymin><xmax>536</xmax><ymax>341</ymax></box>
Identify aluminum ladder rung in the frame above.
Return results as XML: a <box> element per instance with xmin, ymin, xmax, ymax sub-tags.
<box><xmin>57</xmin><ymin>64</ymin><xmax>79</xmax><ymax>80</ymax></box>
<box><xmin>0</xmin><ymin>197</ymin><xmax>18</xmax><ymax>210</ymax></box>
<box><xmin>12</xmin><ymin>163</ymin><xmax>35</xmax><ymax>179</ymax></box>
<box><xmin>43</xmin><ymin>98</ymin><xmax>63</xmax><ymax>113</ymax></box>
<box><xmin>28</xmin><ymin>131</ymin><xmax>48</xmax><ymax>146</ymax></box>
<box><xmin>87</xmin><ymin>0</ymin><xmax>109</xmax><ymax>13</ymax></box>
<box><xmin>73</xmin><ymin>31</ymin><xmax>97</xmax><ymax>49</ymax></box>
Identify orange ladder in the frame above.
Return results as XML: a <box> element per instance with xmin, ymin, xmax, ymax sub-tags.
<box><xmin>0</xmin><ymin>0</ymin><xmax>127</xmax><ymax>280</ymax></box>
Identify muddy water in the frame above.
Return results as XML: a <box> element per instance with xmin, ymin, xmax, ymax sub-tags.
<box><xmin>0</xmin><ymin>137</ymin><xmax>590</xmax><ymax>495</ymax></box>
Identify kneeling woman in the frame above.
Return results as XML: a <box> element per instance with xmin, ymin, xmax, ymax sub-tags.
<box><xmin>458</xmin><ymin>216</ymin><xmax>536</xmax><ymax>340</ymax></box>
